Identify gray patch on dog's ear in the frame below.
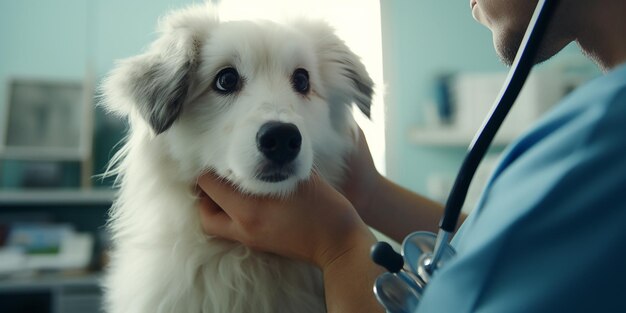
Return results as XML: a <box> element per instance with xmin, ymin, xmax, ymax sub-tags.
<box><xmin>344</xmin><ymin>65</ymin><xmax>373</xmax><ymax>118</ymax></box>
<box><xmin>130</xmin><ymin>61</ymin><xmax>192</xmax><ymax>134</ymax></box>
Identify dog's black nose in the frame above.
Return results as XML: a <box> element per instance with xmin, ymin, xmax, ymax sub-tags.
<box><xmin>256</xmin><ymin>122</ymin><xmax>302</xmax><ymax>165</ymax></box>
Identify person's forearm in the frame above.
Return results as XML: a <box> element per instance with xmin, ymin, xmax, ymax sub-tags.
<box><xmin>322</xmin><ymin>231</ymin><xmax>385</xmax><ymax>313</ymax></box>
<box><xmin>361</xmin><ymin>175</ymin><xmax>445</xmax><ymax>242</ymax></box>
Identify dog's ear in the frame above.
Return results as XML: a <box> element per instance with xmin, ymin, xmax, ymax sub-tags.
<box><xmin>292</xmin><ymin>20</ymin><xmax>374</xmax><ymax>118</ymax></box>
<box><xmin>100</xmin><ymin>5</ymin><xmax>218</xmax><ymax>134</ymax></box>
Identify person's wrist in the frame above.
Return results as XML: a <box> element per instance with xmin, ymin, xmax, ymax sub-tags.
<box><xmin>318</xmin><ymin>224</ymin><xmax>386</xmax><ymax>313</ymax></box>
<box><xmin>316</xmin><ymin>223</ymin><xmax>377</xmax><ymax>271</ymax></box>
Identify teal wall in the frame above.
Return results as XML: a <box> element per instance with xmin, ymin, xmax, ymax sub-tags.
<box><xmin>380</xmin><ymin>1</ymin><xmax>596</xmax><ymax>196</ymax></box>
<box><xmin>0</xmin><ymin>0</ymin><xmax>205</xmax><ymax>187</ymax></box>
<box><xmin>0</xmin><ymin>1</ymin><xmax>88</xmax><ymax>81</ymax></box>
<box><xmin>0</xmin><ymin>0</ymin><xmax>202</xmax><ymax>95</ymax></box>
<box><xmin>0</xmin><ymin>0</ymin><xmax>204</xmax><ymax>101</ymax></box>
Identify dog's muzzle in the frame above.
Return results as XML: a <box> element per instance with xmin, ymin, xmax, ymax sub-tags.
<box><xmin>255</xmin><ymin>122</ymin><xmax>302</xmax><ymax>182</ymax></box>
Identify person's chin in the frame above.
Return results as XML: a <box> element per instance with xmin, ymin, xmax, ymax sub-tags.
<box><xmin>493</xmin><ymin>29</ymin><xmax>525</xmax><ymax>67</ymax></box>
<box><xmin>494</xmin><ymin>28</ymin><xmax>567</xmax><ymax>67</ymax></box>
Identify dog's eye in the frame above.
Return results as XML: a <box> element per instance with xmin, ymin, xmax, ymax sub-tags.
<box><xmin>291</xmin><ymin>68</ymin><xmax>309</xmax><ymax>94</ymax></box>
<box><xmin>214</xmin><ymin>68</ymin><xmax>240</xmax><ymax>94</ymax></box>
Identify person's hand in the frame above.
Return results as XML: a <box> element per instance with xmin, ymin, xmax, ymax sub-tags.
<box><xmin>196</xmin><ymin>172</ymin><xmax>377</xmax><ymax>269</ymax></box>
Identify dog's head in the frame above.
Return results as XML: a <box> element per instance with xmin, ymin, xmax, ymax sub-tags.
<box><xmin>101</xmin><ymin>5</ymin><xmax>373</xmax><ymax>195</ymax></box>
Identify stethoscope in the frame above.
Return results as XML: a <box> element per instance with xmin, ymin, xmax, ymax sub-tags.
<box><xmin>369</xmin><ymin>0</ymin><xmax>560</xmax><ymax>312</ymax></box>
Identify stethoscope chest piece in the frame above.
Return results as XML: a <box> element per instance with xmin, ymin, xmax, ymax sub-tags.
<box><xmin>403</xmin><ymin>231</ymin><xmax>456</xmax><ymax>284</ymax></box>
<box><xmin>373</xmin><ymin>272</ymin><xmax>421</xmax><ymax>313</ymax></box>
<box><xmin>371</xmin><ymin>231</ymin><xmax>456</xmax><ymax>313</ymax></box>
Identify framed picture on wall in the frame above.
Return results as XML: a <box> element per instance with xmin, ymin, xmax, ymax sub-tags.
<box><xmin>0</xmin><ymin>79</ymin><xmax>91</xmax><ymax>161</ymax></box>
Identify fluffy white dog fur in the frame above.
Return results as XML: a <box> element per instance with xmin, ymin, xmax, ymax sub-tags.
<box><xmin>100</xmin><ymin>4</ymin><xmax>373</xmax><ymax>313</ymax></box>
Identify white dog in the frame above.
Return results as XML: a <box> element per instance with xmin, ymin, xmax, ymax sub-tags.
<box><xmin>100</xmin><ymin>4</ymin><xmax>373</xmax><ymax>313</ymax></box>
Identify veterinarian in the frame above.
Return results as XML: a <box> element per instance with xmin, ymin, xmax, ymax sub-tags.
<box><xmin>197</xmin><ymin>0</ymin><xmax>626</xmax><ymax>311</ymax></box>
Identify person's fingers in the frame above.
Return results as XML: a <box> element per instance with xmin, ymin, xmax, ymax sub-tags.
<box><xmin>197</xmin><ymin>187</ymin><xmax>237</xmax><ymax>239</ymax></box>
<box><xmin>197</xmin><ymin>172</ymin><xmax>249</xmax><ymax>212</ymax></box>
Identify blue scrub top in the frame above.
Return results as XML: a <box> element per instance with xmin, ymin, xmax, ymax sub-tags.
<box><xmin>416</xmin><ymin>63</ymin><xmax>626</xmax><ymax>313</ymax></box>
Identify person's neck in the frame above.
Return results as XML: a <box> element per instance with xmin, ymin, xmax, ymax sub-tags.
<box><xmin>575</xmin><ymin>1</ymin><xmax>626</xmax><ymax>72</ymax></box>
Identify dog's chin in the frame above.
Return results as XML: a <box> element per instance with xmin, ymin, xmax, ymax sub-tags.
<box><xmin>214</xmin><ymin>164</ymin><xmax>309</xmax><ymax>197</ymax></box>
<box><xmin>255</xmin><ymin>163</ymin><xmax>296</xmax><ymax>183</ymax></box>
<box><xmin>232</xmin><ymin>162</ymin><xmax>306</xmax><ymax>195</ymax></box>
<box><xmin>257</xmin><ymin>173</ymin><xmax>290</xmax><ymax>183</ymax></box>
<box><xmin>240</xmin><ymin>174</ymin><xmax>305</xmax><ymax>197</ymax></box>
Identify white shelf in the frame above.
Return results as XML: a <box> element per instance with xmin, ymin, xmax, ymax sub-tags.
<box><xmin>408</xmin><ymin>127</ymin><xmax>516</xmax><ymax>147</ymax></box>
<box><xmin>0</xmin><ymin>189</ymin><xmax>116</xmax><ymax>206</ymax></box>
<box><xmin>0</xmin><ymin>272</ymin><xmax>101</xmax><ymax>291</ymax></box>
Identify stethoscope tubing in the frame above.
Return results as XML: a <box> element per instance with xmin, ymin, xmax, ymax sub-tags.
<box><xmin>372</xmin><ymin>2</ymin><xmax>562</xmax><ymax>312</ymax></box>
<box><xmin>438</xmin><ymin>0</ymin><xmax>561</xmax><ymax>234</ymax></box>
